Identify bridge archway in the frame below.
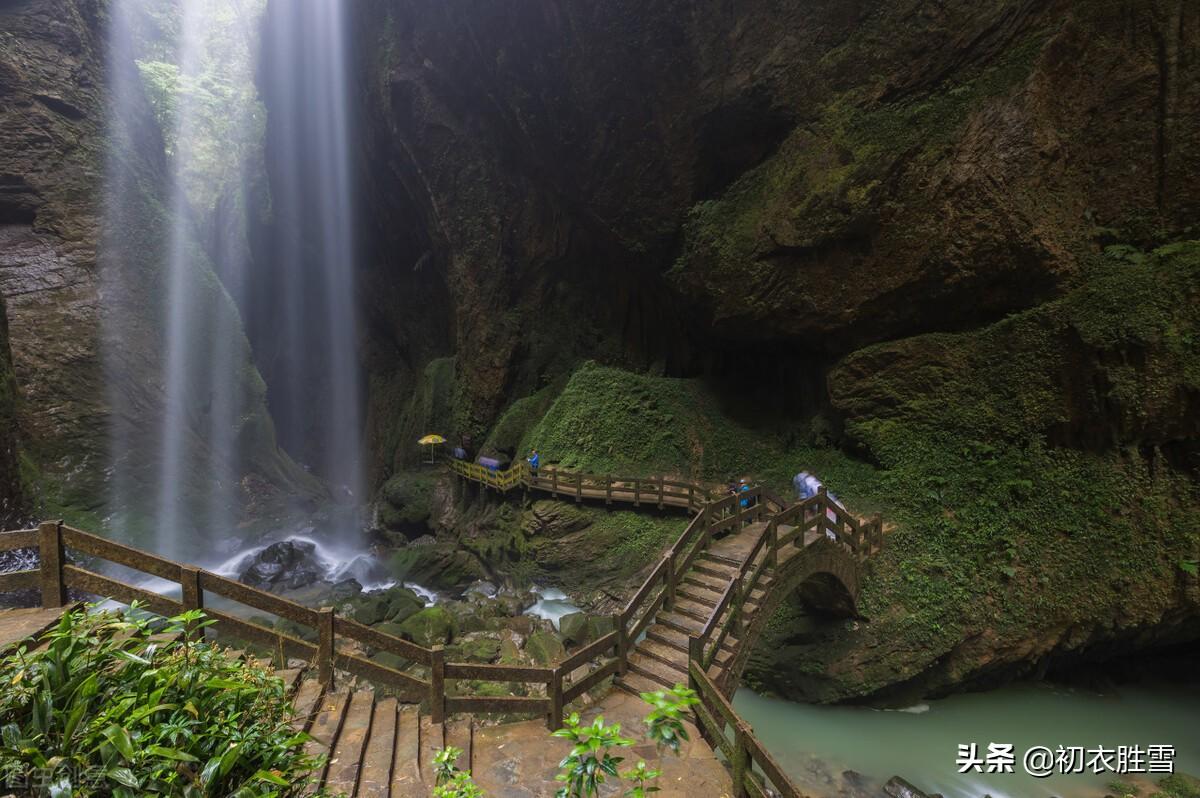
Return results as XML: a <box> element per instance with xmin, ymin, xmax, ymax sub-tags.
<box><xmin>719</xmin><ymin>536</ymin><xmax>863</xmax><ymax>692</ymax></box>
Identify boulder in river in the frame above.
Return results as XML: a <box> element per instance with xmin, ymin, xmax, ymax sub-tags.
<box><xmin>525</xmin><ymin>629</ymin><xmax>566</xmax><ymax>665</ymax></box>
<box><xmin>883</xmin><ymin>776</ymin><xmax>930</xmax><ymax>798</ymax></box>
<box><xmin>399</xmin><ymin>606</ymin><xmax>456</xmax><ymax>647</ymax></box>
<box><xmin>240</xmin><ymin>540</ymin><xmax>324</xmax><ymax>591</ymax></box>
<box><xmin>559</xmin><ymin>611</ymin><xmax>590</xmax><ymax>646</ymax></box>
<box><xmin>331</xmin><ymin>578</ymin><xmax>363</xmax><ymax>601</ymax></box>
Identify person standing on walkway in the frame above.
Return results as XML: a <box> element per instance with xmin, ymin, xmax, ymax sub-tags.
<box><xmin>527</xmin><ymin>449</ymin><xmax>540</xmax><ymax>479</ymax></box>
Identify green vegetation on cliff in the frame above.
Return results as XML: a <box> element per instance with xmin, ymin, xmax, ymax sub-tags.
<box><xmin>517</xmin><ymin>362</ymin><xmax>880</xmax><ymax>504</ymax></box>
<box><xmin>750</xmin><ymin>243</ymin><xmax>1200</xmax><ymax>700</ymax></box>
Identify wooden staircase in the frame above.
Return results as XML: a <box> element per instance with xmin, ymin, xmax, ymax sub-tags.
<box><xmin>615</xmin><ymin>521</ymin><xmax>776</xmax><ymax>697</ymax></box>
<box><xmin>285</xmin><ymin>670</ymin><xmax>477</xmax><ymax>796</ymax></box>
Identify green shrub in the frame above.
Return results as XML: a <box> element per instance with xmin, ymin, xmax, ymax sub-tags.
<box><xmin>0</xmin><ymin>603</ymin><xmax>326</xmax><ymax>797</ymax></box>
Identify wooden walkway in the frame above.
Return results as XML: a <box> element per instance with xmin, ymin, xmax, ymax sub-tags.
<box><xmin>283</xmin><ymin>673</ymin><xmax>731</xmax><ymax>797</ymax></box>
<box><xmin>0</xmin><ymin>603</ymin><xmax>73</xmax><ymax>653</ymax></box>
<box><xmin>2</xmin><ymin>464</ymin><xmax>880</xmax><ymax>798</ymax></box>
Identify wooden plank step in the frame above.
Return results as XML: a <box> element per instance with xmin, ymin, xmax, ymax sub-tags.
<box><xmin>634</xmin><ymin>638</ymin><xmax>687</xmax><ymax>672</ymax></box>
<box><xmin>358</xmin><ymin>696</ymin><xmax>397</xmax><ymax>797</ymax></box>
<box><xmin>668</xmin><ymin>598</ymin><xmax>709</xmax><ymax>624</ymax></box>
<box><xmin>683</xmin><ymin>572</ymin><xmax>728</xmax><ymax>592</ymax></box>
<box><xmin>646</xmin><ymin>624</ymin><xmax>736</xmax><ymax>657</ymax></box>
<box><xmin>274</xmin><ymin>668</ymin><xmax>305</xmax><ymax>695</ymax></box>
<box><xmin>0</xmin><ymin>605</ymin><xmax>76</xmax><ymax>654</ymax></box>
<box><xmin>390</xmin><ymin>705</ymin><xmax>421</xmax><ymax>794</ymax></box>
<box><xmin>657</xmin><ymin>611</ymin><xmax>704</xmax><ymax>636</ymax></box>
<box><xmin>326</xmin><ymin>689</ymin><xmax>375</xmax><ymax>793</ymax></box>
<box><xmin>700</xmin><ymin>551</ymin><xmax>745</xmax><ymax>568</ymax></box>
<box><xmin>615</xmin><ymin>669</ymin><xmax>665</xmax><ymax>698</ymax></box>
<box><xmin>418</xmin><ymin>716</ymin><xmax>445</xmax><ymax>786</ymax></box>
<box><xmin>627</xmin><ymin>652</ymin><xmax>687</xmax><ymax>690</ymax></box>
<box><xmin>672</xmin><ymin>596</ymin><xmax>715</xmax><ymax>623</ymax></box>
<box><xmin>692</xmin><ymin>562</ymin><xmax>737</xmax><ymax>581</ymax></box>
<box><xmin>444</xmin><ymin>719</ymin><xmax>473</xmax><ymax>775</ymax></box>
<box><xmin>291</xmin><ymin>679</ymin><xmax>325</xmax><ymax>731</ymax></box>
<box><xmin>676</xmin><ymin>586</ymin><xmax>718</xmax><ymax>608</ymax></box>
<box><xmin>303</xmin><ymin>689</ymin><xmax>350</xmax><ymax>793</ymax></box>
<box><xmin>628</xmin><ymin>661</ymin><xmax>677</xmax><ymax>691</ymax></box>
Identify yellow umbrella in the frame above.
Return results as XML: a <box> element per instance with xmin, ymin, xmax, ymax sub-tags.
<box><xmin>418</xmin><ymin>434</ymin><xmax>446</xmax><ymax>463</ymax></box>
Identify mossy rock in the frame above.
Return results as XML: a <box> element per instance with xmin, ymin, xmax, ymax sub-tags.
<box><xmin>377</xmin><ymin>470</ymin><xmax>438</xmax><ymax>530</ymax></box>
<box><xmin>375</xmin><ymin>620</ymin><xmax>407</xmax><ymax>639</ymax></box>
<box><xmin>499</xmin><ymin>638</ymin><xmax>523</xmax><ymax>664</ymax></box>
<box><xmin>371</xmin><ymin>651</ymin><xmax>410</xmax><ymax>672</ymax></box>
<box><xmin>273</xmin><ymin>617</ymin><xmax>317</xmax><ymax>643</ymax></box>
<box><xmin>453</xmin><ymin>637</ymin><xmax>502</xmax><ymax>663</ymax></box>
<box><xmin>399</xmin><ymin>606</ymin><xmax>456</xmax><ymax>647</ymax></box>
<box><xmin>586</xmin><ymin>614</ymin><xmax>616</xmax><ymax>640</ymax></box>
<box><xmin>524</xmin><ymin>629</ymin><xmax>566</xmax><ymax>665</ymax></box>
<box><xmin>383</xmin><ymin>588</ymin><xmax>425</xmax><ymax>623</ymax></box>
<box><xmin>559</xmin><ymin>612</ymin><xmax>590</xmax><ymax>646</ymax></box>
<box><xmin>352</xmin><ymin>596</ymin><xmax>391</xmax><ymax>626</ymax></box>
<box><xmin>522</xmin><ymin>500</ymin><xmax>591</xmax><ymax>538</ymax></box>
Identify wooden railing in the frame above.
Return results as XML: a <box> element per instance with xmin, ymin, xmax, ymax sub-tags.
<box><xmin>0</xmin><ymin>490</ymin><xmax>762</xmax><ymax>732</ymax></box>
<box><xmin>689</xmin><ymin>656</ymin><xmax>803</xmax><ymax>798</ymax></box>
<box><xmin>689</xmin><ymin>487</ymin><xmax>882</xmax><ymax>671</ymax></box>
<box><xmin>448</xmin><ymin>459</ymin><xmax>722</xmax><ymax>512</ymax></box>
<box><xmin>0</xmin><ymin>521</ymin><xmax>554</xmax><ymax>724</ymax></box>
<box><xmin>2</xmin><ymin>475</ymin><xmax>881</xmax><ymax>796</ymax></box>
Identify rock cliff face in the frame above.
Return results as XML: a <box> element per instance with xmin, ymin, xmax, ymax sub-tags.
<box><xmin>350</xmin><ymin>0</ymin><xmax>1199</xmax><ymax>474</ymax></box>
<box><xmin>0</xmin><ymin>0</ymin><xmax>309</xmax><ymax>537</ymax></box>
<box><xmin>341</xmin><ymin>0</ymin><xmax>1200</xmax><ymax>701</ymax></box>
<box><xmin>0</xmin><ymin>0</ymin><xmax>109</xmax><ymax>519</ymax></box>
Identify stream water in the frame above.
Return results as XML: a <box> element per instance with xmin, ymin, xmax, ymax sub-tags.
<box><xmin>734</xmin><ymin>681</ymin><xmax>1200</xmax><ymax>798</ymax></box>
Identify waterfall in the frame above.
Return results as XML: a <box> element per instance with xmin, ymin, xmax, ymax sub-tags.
<box><xmin>257</xmin><ymin>0</ymin><xmax>364</xmax><ymax>501</ymax></box>
<box><xmin>98</xmin><ymin>0</ymin><xmax>365</xmax><ymax>571</ymax></box>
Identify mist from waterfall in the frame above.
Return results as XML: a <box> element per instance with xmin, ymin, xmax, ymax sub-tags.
<box><xmin>100</xmin><ymin>0</ymin><xmax>365</xmax><ymax>567</ymax></box>
<box><xmin>258</xmin><ymin>0</ymin><xmax>364</xmax><ymax>501</ymax></box>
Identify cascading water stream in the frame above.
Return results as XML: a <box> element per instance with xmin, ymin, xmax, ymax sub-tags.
<box><xmin>95</xmin><ymin>0</ymin><xmax>373</xmax><ymax>592</ymax></box>
<box><xmin>259</xmin><ymin>0</ymin><xmax>364</xmax><ymax>501</ymax></box>
<box><xmin>154</xmin><ymin>0</ymin><xmax>208</xmax><ymax>558</ymax></box>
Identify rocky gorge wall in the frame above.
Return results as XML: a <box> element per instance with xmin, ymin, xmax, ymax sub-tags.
<box><xmin>349</xmin><ymin>0</ymin><xmax>1199</xmax><ymax>479</ymax></box>
<box><xmin>342</xmin><ymin>0</ymin><xmax>1200</xmax><ymax>702</ymax></box>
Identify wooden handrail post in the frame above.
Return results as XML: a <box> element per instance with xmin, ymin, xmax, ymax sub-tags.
<box><xmin>317</xmin><ymin>607</ymin><xmax>334</xmax><ymax>687</ymax></box>
<box><xmin>430</xmin><ymin>644</ymin><xmax>446</xmax><ymax>724</ymax></box>
<box><xmin>633</xmin><ymin>477</ymin><xmax>640</xmax><ymax>507</ymax></box>
<box><xmin>552</xmin><ymin>467</ymin><xmax>559</xmax><ymax>495</ymax></box>
<box><xmin>688</xmin><ymin>483</ymin><xmax>695</xmax><ymax>510</ymax></box>
<box><xmin>767</xmin><ymin>519</ymin><xmax>778</xmax><ymax>570</ymax></box>
<box><xmin>575</xmin><ymin>471</ymin><xmax>582</xmax><ymax>503</ymax></box>
<box><xmin>548</xmin><ymin>666</ymin><xmax>564</xmax><ymax>731</ymax></box>
<box><xmin>606</xmin><ymin>475</ymin><xmax>613</xmax><ymax>505</ymax></box>
<box><xmin>657</xmin><ymin>475</ymin><xmax>665</xmax><ymax>509</ymax></box>
<box><xmin>180</xmin><ymin>565</ymin><xmax>203</xmax><ymax>640</ymax></box>
<box><xmin>664</xmin><ymin>552</ymin><xmax>677</xmax><ymax>611</ymax></box>
<box><xmin>37</xmin><ymin>520</ymin><xmax>66</xmax><ymax>608</ymax></box>
<box><xmin>614</xmin><ymin>613</ymin><xmax>628</xmax><ymax>675</ymax></box>
<box><xmin>731</xmin><ymin>721</ymin><xmax>752</xmax><ymax>798</ymax></box>
<box><xmin>687</xmin><ymin>635</ymin><xmax>702</xmax><ymax>691</ymax></box>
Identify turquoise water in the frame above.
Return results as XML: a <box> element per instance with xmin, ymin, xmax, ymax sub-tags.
<box><xmin>733</xmin><ymin>681</ymin><xmax>1200</xmax><ymax>797</ymax></box>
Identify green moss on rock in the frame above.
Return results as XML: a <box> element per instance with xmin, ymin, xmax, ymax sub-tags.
<box><xmin>399</xmin><ymin>606</ymin><xmax>456</xmax><ymax>647</ymax></box>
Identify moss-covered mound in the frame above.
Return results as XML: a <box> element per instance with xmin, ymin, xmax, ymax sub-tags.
<box><xmin>747</xmin><ymin>243</ymin><xmax>1200</xmax><ymax>702</ymax></box>
<box><xmin>517</xmin><ymin>361</ymin><xmax>880</xmax><ymax>500</ymax></box>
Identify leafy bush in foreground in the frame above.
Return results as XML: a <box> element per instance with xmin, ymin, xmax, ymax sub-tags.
<box><xmin>0</xmin><ymin>603</ymin><xmax>325</xmax><ymax>797</ymax></box>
